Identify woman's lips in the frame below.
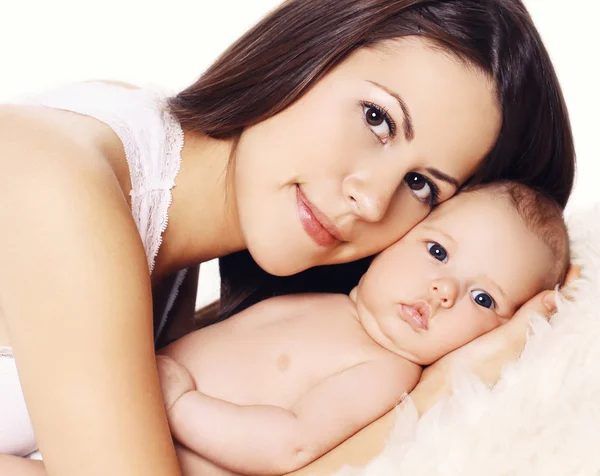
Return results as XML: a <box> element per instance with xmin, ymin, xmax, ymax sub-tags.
<box><xmin>296</xmin><ymin>185</ymin><xmax>342</xmax><ymax>247</ymax></box>
<box><xmin>398</xmin><ymin>303</ymin><xmax>429</xmax><ymax>331</ymax></box>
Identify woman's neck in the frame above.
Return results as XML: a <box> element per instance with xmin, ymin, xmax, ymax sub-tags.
<box><xmin>152</xmin><ymin>130</ymin><xmax>245</xmax><ymax>280</ymax></box>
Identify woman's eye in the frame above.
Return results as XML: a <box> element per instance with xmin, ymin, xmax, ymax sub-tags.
<box><xmin>427</xmin><ymin>242</ymin><xmax>448</xmax><ymax>263</ymax></box>
<box><xmin>362</xmin><ymin>102</ymin><xmax>395</xmax><ymax>142</ymax></box>
<box><xmin>471</xmin><ymin>290</ymin><xmax>495</xmax><ymax>310</ymax></box>
<box><xmin>404</xmin><ymin>172</ymin><xmax>440</xmax><ymax>205</ymax></box>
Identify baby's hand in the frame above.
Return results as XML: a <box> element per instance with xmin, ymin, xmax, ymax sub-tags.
<box><xmin>155</xmin><ymin>354</ymin><xmax>196</xmax><ymax>411</ymax></box>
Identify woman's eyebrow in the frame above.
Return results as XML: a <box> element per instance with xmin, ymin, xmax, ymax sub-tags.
<box><xmin>367</xmin><ymin>80</ymin><xmax>414</xmax><ymax>141</ymax></box>
<box><xmin>425</xmin><ymin>167</ymin><xmax>460</xmax><ymax>189</ymax></box>
<box><xmin>366</xmin><ymin>80</ymin><xmax>459</xmax><ymax>190</ymax></box>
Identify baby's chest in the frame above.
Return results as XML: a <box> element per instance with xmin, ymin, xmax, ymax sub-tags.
<box><xmin>194</xmin><ymin>319</ymin><xmax>370</xmax><ymax>408</ymax></box>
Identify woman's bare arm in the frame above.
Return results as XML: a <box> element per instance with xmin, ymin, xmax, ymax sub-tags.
<box><xmin>0</xmin><ymin>106</ymin><xmax>182</xmax><ymax>476</ymax></box>
<box><xmin>0</xmin><ymin>455</ymin><xmax>47</xmax><ymax>476</ymax></box>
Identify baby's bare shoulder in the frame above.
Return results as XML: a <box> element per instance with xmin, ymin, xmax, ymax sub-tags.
<box><xmin>374</xmin><ymin>355</ymin><xmax>423</xmax><ymax>395</ymax></box>
<box><xmin>349</xmin><ymin>355</ymin><xmax>422</xmax><ymax>403</ymax></box>
<box><xmin>258</xmin><ymin>293</ymin><xmax>352</xmax><ymax>309</ymax></box>
<box><xmin>241</xmin><ymin>293</ymin><xmax>354</xmax><ymax>319</ymax></box>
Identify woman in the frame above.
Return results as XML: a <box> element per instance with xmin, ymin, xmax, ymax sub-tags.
<box><xmin>0</xmin><ymin>1</ymin><xmax>574</xmax><ymax>476</ymax></box>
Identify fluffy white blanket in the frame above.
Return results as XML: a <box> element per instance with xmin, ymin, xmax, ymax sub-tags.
<box><xmin>337</xmin><ymin>204</ymin><xmax>600</xmax><ymax>476</ymax></box>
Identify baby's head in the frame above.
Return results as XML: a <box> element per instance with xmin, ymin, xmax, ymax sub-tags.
<box><xmin>350</xmin><ymin>181</ymin><xmax>569</xmax><ymax>365</ymax></box>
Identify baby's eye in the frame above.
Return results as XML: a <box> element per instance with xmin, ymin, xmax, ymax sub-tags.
<box><xmin>426</xmin><ymin>242</ymin><xmax>448</xmax><ymax>263</ymax></box>
<box><xmin>471</xmin><ymin>290</ymin><xmax>495</xmax><ymax>310</ymax></box>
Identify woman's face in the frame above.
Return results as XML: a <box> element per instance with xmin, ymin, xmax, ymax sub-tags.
<box><xmin>234</xmin><ymin>37</ymin><xmax>501</xmax><ymax>276</ymax></box>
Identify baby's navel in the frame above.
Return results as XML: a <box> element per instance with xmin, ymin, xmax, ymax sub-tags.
<box><xmin>277</xmin><ymin>353</ymin><xmax>291</xmax><ymax>372</ymax></box>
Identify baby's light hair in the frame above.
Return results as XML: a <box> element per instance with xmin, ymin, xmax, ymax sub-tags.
<box><xmin>464</xmin><ymin>181</ymin><xmax>570</xmax><ymax>288</ymax></box>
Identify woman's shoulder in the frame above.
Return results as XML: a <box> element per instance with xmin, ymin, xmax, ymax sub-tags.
<box><xmin>26</xmin><ymin>81</ymin><xmax>184</xmax><ymax>195</ymax></box>
<box><xmin>4</xmin><ymin>81</ymin><xmax>186</xmax><ymax>273</ymax></box>
<box><xmin>21</xmin><ymin>81</ymin><xmax>181</xmax><ymax>152</ymax></box>
<box><xmin>0</xmin><ymin>104</ymin><xmax>145</xmax><ymax>249</ymax></box>
<box><xmin>0</xmin><ymin>99</ymin><xmax>131</xmax><ymax>199</ymax></box>
<box><xmin>1</xmin><ymin>81</ymin><xmax>172</xmax><ymax>167</ymax></box>
<box><xmin>0</xmin><ymin>101</ymin><xmax>113</xmax><ymax>171</ymax></box>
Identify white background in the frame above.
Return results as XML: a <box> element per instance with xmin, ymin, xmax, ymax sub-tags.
<box><xmin>1</xmin><ymin>0</ymin><xmax>598</xmax><ymax>308</ymax></box>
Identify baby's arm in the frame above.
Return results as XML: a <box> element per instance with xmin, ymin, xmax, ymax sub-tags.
<box><xmin>164</xmin><ymin>357</ymin><xmax>415</xmax><ymax>475</ymax></box>
<box><xmin>176</xmin><ymin>443</ymin><xmax>241</xmax><ymax>476</ymax></box>
<box><xmin>156</xmin><ymin>355</ymin><xmax>197</xmax><ymax>410</ymax></box>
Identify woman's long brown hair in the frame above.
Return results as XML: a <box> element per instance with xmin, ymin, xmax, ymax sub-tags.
<box><xmin>168</xmin><ymin>0</ymin><xmax>575</xmax><ymax>322</ymax></box>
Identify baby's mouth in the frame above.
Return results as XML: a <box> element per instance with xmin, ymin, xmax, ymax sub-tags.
<box><xmin>398</xmin><ymin>301</ymin><xmax>431</xmax><ymax>331</ymax></box>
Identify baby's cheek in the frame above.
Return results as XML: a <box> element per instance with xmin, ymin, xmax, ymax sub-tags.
<box><xmin>155</xmin><ymin>354</ymin><xmax>196</xmax><ymax>410</ymax></box>
<box><xmin>457</xmin><ymin>308</ymin><xmax>499</xmax><ymax>345</ymax></box>
<box><xmin>476</xmin><ymin>314</ymin><xmax>503</xmax><ymax>338</ymax></box>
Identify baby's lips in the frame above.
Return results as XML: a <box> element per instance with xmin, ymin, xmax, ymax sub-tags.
<box><xmin>412</xmin><ymin>300</ymin><xmax>432</xmax><ymax>321</ymax></box>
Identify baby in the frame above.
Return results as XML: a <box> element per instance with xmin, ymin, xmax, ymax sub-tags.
<box><xmin>157</xmin><ymin>181</ymin><xmax>570</xmax><ymax>475</ymax></box>
<box><xmin>1</xmin><ymin>181</ymin><xmax>569</xmax><ymax>476</ymax></box>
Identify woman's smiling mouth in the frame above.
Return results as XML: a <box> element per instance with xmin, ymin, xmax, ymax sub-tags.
<box><xmin>296</xmin><ymin>185</ymin><xmax>343</xmax><ymax>247</ymax></box>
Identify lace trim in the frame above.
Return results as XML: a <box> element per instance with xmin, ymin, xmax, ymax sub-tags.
<box><xmin>116</xmin><ymin>90</ymin><xmax>185</xmax><ymax>275</ymax></box>
<box><xmin>144</xmin><ymin>100</ymin><xmax>185</xmax><ymax>275</ymax></box>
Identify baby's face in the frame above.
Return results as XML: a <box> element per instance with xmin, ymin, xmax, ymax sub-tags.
<box><xmin>351</xmin><ymin>192</ymin><xmax>554</xmax><ymax>365</ymax></box>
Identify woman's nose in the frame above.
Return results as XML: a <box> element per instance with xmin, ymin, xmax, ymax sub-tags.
<box><xmin>342</xmin><ymin>171</ymin><xmax>401</xmax><ymax>223</ymax></box>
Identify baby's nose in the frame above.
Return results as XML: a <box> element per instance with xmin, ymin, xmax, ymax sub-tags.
<box><xmin>429</xmin><ymin>277</ymin><xmax>459</xmax><ymax>308</ymax></box>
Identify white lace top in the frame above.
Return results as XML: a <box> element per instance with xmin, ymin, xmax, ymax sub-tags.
<box><xmin>28</xmin><ymin>81</ymin><xmax>188</xmax><ymax>342</ymax></box>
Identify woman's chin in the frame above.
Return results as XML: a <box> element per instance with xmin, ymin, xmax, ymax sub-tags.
<box><xmin>250</xmin><ymin>249</ymin><xmax>311</xmax><ymax>277</ymax></box>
